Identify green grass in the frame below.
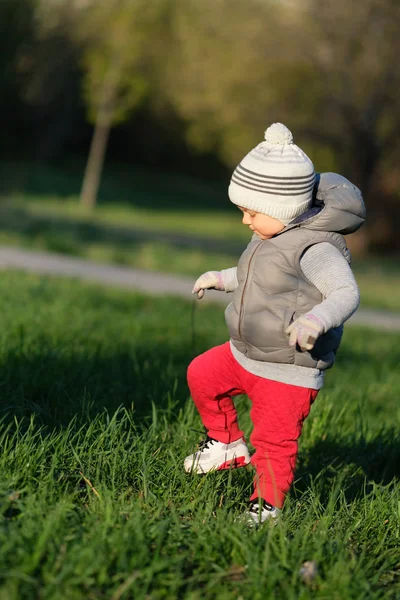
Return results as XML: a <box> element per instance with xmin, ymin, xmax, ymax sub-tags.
<box><xmin>21</xmin><ymin>196</ymin><xmax>248</xmax><ymax>241</ymax></box>
<box><xmin>350</xmin><ymin>260</ymin><xmax>400</xmax><ymax>314</ymax></box>
<box><xmin>0</xmin><ymin>272</ymin><xmax>399</xmax><ymax>599</ymax></box>
<box><xmin>0</xmin><ymin>160</ymin><xmax>240</xmax><ymax>237</ymax></box>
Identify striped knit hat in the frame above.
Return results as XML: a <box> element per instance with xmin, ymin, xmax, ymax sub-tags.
<box><xmin>228</xmin><ymin>123</ymin><xmax>315</xmax><ymax>225</ymax></box>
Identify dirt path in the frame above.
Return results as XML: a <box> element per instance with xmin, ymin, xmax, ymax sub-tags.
<box><xmin>0</xmin><ymin>246</ymin><xmax>399</xmax><ymax>331</ymax></box>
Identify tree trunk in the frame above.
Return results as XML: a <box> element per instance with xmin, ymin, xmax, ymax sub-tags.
<box><xmin>80</xmin><ymin>117</ymin><xmax>112</xmax><ymax>209</ymax></box>
<box><xmin>80</xmin><ymin>61</ymin><xmax>120</xmax><ymax>209</ymax></box>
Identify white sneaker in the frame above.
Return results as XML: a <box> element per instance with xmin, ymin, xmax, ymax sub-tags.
<box><xmin>184</xmin><ymin>435</ymin><xmax>251</xmax><ymax>474</ymax></box>
<box><xmin>245</xmin><ymin>499</ymin><xmax>281</xmax><ymax>526</ymax></box>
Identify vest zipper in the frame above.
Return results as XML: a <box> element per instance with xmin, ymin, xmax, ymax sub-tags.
<box><xmin>238</xmin><ymin>241</ymin><xmax>262</xmax><ymax>340</ymax></box>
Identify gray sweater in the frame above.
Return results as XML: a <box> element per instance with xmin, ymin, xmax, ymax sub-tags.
<box><xmin>221</xmin><ymin>242</ymin><xmax>360</xmax><ymax>389</ymax></box>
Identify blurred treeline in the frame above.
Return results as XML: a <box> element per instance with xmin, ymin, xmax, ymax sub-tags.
<box><xmin>1</xmin><ymin>0</ymin><xmax>400</xmax><ymax>253</ymax></box>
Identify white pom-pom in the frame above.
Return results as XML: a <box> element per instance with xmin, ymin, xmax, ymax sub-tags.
<box><xmin>264</xmin><ymin>123</ymin><xmax>293</xmax><ymax>145</ymax></box>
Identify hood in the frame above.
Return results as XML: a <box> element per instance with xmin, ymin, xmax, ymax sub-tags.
<box><xmin>287</xmin><ymin>172</ymin><xmax>366</xmax><ymax>235</ymax></box>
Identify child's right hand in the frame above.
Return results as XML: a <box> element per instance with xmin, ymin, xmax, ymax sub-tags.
<box><xmin>192</xmin><ymin>271</ymin><xmax>225</xmax><ymax>299</ymax></box>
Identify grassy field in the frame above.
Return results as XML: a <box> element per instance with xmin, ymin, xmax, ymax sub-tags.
<box><xmin>0</xmin><ymin>160</ymin><xmax>399</xmax><ymax>313</ymax></box>
<box><xmin>0</xmin><ymin>272</ymin><xmax>399</xmax><ymax>599</ymax></box>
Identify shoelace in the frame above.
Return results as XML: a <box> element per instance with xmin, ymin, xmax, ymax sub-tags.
<box><xmin>190</xmin><ymin>428</ymin><xmax>218</xmax><ymax>452</ymax></box>
<box><xmin>249</xmin><ymin>499</ymin><xmax>275</xmax><ymax>514</ymax></box>
<box><xmin>198</xmin><ymin>435</ymin><xmax>218</xmax><ymax>451</ymax></box>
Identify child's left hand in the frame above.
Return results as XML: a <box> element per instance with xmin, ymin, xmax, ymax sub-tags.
<box><xmin>286</xmin><ymin>314</ymin><xmax>324</xmax><ymax>351</ymax></box>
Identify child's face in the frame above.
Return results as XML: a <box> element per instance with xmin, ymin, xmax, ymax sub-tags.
<box><xmin>238</xmin><ymin>207</ymin><xmax>285</xmax><ymax>240</ymax></box>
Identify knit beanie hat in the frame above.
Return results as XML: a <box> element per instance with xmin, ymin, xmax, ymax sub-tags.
<box><xmin>228</xmin><ymin>123</ymin><xmax>315</xmax><ymax>225</ymax></box>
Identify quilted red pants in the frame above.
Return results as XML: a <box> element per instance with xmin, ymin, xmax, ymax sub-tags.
<box><xmin>187</xmin><ymin>342</ymin><xmax>318</xmax><ymax>508</ymax></box>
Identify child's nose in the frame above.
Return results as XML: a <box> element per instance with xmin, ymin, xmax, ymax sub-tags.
<box><xmin>242</xmin><ymin>213</ymin><xmax>251</xmax><ymax>225</ymax></box>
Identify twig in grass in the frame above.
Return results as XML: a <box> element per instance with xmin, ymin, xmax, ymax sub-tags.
<box><xmin>111</xmin><ymin>572</ymin><xmax>141</xmax><ymax>600</ymax></box>
<box><xmin>299</xmin><ymin>560</ymin><xmax>318</xmax><ymax>585</ymax></box>
<box><xmin>191</xmin><ymin>298</ymin><xmax>197</xmax><ymax>351</ymax></box>
<box><xmin>79</xmin><ymin>472</ymin><xmax>101</xmax><ymax>498</ymax></box>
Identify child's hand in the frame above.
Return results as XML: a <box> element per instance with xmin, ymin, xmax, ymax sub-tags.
<box><xmin>192</xmin><ymin>271</ymin><xmax>225</xmax><ymax>299</ymax></box>
<box><xmin>286</xmin><ymin>314</ymin><xmax>324</xmax><ymax>351</ymax></box>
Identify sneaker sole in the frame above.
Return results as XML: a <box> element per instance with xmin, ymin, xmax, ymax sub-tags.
<box><xmin>217</xmin><ymin>456</ymin><xmax>249</xmax><ymax>470</ymax></box>
<box><xmin>185</xmin><ymin>454</ymin><xmax>250</xmax><ymax>474</ymax></box>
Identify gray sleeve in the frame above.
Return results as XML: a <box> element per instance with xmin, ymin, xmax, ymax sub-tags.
<box><xmin>221</xmin><ymin>267</ymin><xmax>238</xmax><ymax>293</ymax></box>
<box><xmin>300</xmin><ymin>242</ymin><xmax>360</xmax><ymax>331</ymax></box>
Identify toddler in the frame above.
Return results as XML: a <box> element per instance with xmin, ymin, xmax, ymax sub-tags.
<box><xmin>185</xmin><ymin>123</ymin><xmax>365</xmax><ymax>525</ymax></box>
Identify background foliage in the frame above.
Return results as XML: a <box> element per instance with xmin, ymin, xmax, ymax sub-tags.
<box><xmin>1</xmin><ymin>0</ymin><xmax>400</xmax><ymax>251</ymax></box>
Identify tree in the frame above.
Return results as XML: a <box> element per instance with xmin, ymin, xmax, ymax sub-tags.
<box><xmin>161</xmin><ymin>0</ymin><xmax>282</xmax><ymax>166</ymax></box>
<box><xmin>300</xmin><ymin>0</ymin><xmax>400</xmax><ymax>251</ymax></box>
<box><xmin>21</xmin><ymin>0</ymin><xmax>84</xmax><ymax>161</ymax></box>
<box><xmin>163</xmin><ymin>0</ymin><xmax>400</xmax><ymax>251</ymax></box>
<box><xmin>0</xmin><ymin>0</ymin><xmax>36</xmax><ymax>155</ymax></box>
<box><xmin>76</xmin><ymin>0</ymin><xmax>163</xmax><ymax>208</ymax></box>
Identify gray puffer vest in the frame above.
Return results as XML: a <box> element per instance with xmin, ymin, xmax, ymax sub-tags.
<box><xmin>225</xmin><ymin>173</ymin><xmax>366</xmax><ymax>370</ymax></box>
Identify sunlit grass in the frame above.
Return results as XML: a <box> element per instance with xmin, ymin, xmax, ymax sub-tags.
<box><xmin>17</xmin><ymin>194</ymin><xmax>249</xmax><ymax>241</ymax></box>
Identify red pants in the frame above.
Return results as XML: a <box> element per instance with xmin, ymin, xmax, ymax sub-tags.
<box><xmin>187</xmin><ymin>342</ymin><xmax>318</xmax><ymax>508</ymax></box>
